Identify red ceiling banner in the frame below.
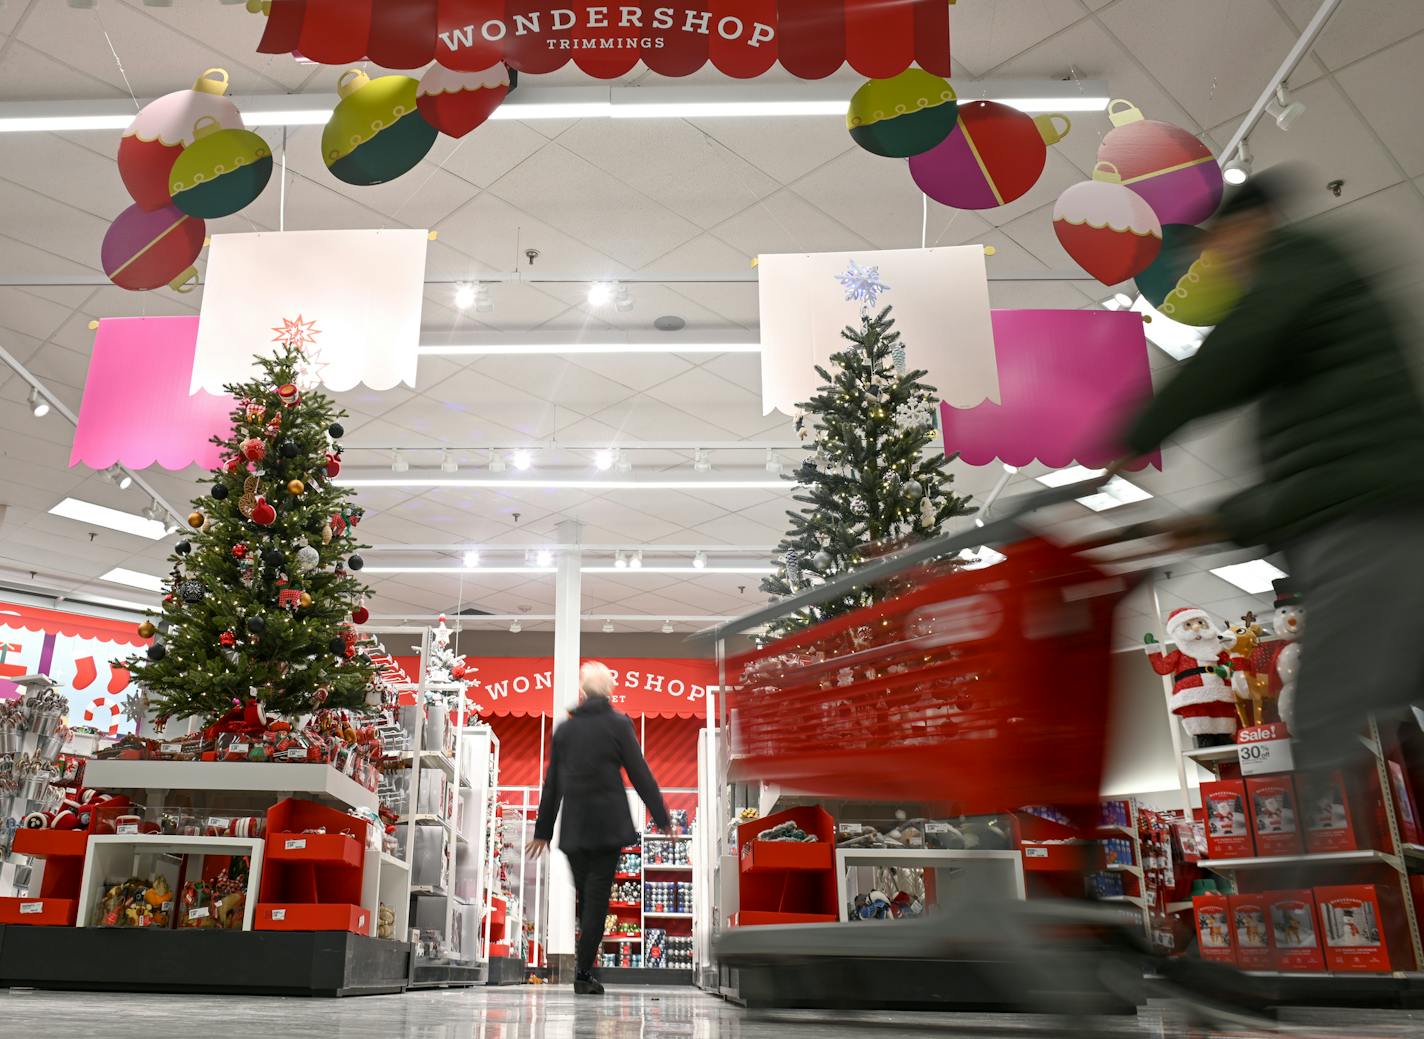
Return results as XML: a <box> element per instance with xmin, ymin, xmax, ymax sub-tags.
<box><xmin>257</xmin><ymin>1</ymin><xmax>950</xmax><ymax>79</ymax></box>
<box><xmin>393</xmin><ymin>656</ymin><xmax>716</xmax><ymax>719</ymax></box>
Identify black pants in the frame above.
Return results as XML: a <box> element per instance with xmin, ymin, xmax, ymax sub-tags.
<box><xmin>565</xmin><ymin>847</ymin><xmax>620</xmax><ymax>974</ymax></box>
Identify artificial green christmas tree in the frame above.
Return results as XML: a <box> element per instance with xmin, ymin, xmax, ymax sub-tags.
<box><xmin>761</xmin><ymin>284</ymin><xmax>974</xmax><ymax>640</ymax></box>
<box><xmin>126</xmin><ymin>326</ymin><xmax>375</xmax><ymax>723</ymax></box>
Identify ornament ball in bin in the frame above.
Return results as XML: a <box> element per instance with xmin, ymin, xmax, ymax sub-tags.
<box><xmin>1134</xmin><ymin>224</ymin><xmax>1242</xmax><ymax>327</ymax></box>
<box><xmin>101</xmin><ymin>203</ymin><xmax>205</xmax><ymax>293</ymax></box>
<box><xmin>908</xmin><ymin>100</ymin><xmax>1071</xmax><ymax>210</ymax></box>
<box><xmin>1053</xmin><ymin>162</ymin><xmax>1162</xmax><ymax>285</ymax></box>
<box><xmin>323</xmin><ymin>70</ymin><xmax>436</xmax><ymax>186</ymax></box>
<box><xmin>846</xmin><ymin>69</ymin><xmax>958</xmax><ymax>159</ymax></box>
<box><xmin>417</xmin><ymin>63</ymin><xmax>509</xmax><ymax>139</ymax></box>
<box><xmin>168</xmin><ymin>116</ymin><xmax>272</xmax><ymax>218</ymax></box>
<box><xmin>118</xmin><ymin>68</ymin><xmax>244</xmax><ymax>211</ymax></box>
<box><xmin>1097</xmin><ymin>99</ymin><xmax>1223</xmax><ymax>227</ymax></box>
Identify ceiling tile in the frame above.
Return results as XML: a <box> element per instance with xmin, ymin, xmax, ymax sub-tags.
<box><xmin>1277</xmin><ymin>0</ymin><xmax>1424</xmax><ymax>71</ymax></box>
<box><xmin>687</xmin><ymin>115</ymin><xmax>852</xmax><ymax>185</ymax></box>
<box><xmin>952</xmin><ymin>0</ymin><xmax>1090</xmax><ymax>74</ymax></box>
<box><xmin>1334</xmin><ymin>31</ymin><xmax>1424</xmax><ymax>179</ymax></box>
<box><xmin>710</xmin><ymin>188</ymin><xmax>872</xmax><ymax>258</ymax></box>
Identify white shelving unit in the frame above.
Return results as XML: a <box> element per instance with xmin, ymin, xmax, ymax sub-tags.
<box><xmin>81</xmin><ymin>759</ymin><xmax>378</xmax><ymax>813</ymax></box>
<box><xmin>76</xmin><ymin>834</ymin><xmax>265</xmax><ymax>931</ymax></box>
<box><xmin>835</xmin><ymin>847</ymin><xmax>1025</xmax><ymax>923</ymax></box>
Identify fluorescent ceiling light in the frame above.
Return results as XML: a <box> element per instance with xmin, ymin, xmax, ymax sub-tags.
<box><xmin>366</xmin><ymin>565</ymin><xmax>772</xmax><ymax>576</ymax></box>
<box><xmin>584</xmin><ymin>565</ymin><xmax>773</xmax><ymax>575</ymax></box>
<box><xmin>49</xmin><ymin>497</ymin><xmax>167</xmax><ymax>540</ymax></box>
<box><xmin>418</xmin><ymin>342</ymin><xmax>760</xmax><ymax>356</ymax></box>
<box><xmin>1036</xmin><ymin>466</ymin><xmax>1106</xmax><ymax>489</ymax></box>
<box><xmin>1132</xmin><ymin>296</ymin><xmax>1207</xmax><ymax>361</ymax></box>
<box><xmin>338</xmin><ymin>477</ymin><xmax>794</xmax><ymax>491</ymax></box>
<box><xmin>1211</xmin><ymin>559</ymin><xmax>1287</xmax><ymax>595</ymax></box>
<box><xmin>1075</xmin><ymin>477</ymin><xmax>1153</xmax><ymax>512</ymax></box>
<box><xmin>958</xmin><ymin>546</ymin><xmax>1007</xmax><ymax>571</ymax></box>
<box><xmin>100</xmin><ymin>567</ymin><xmax>164</xmax><ymax>593</ymax></box>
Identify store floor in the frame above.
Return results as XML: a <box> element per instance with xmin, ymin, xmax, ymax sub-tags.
<box><xmin>2</xmin><ymin>984</ymin><xmax>1415</xmax><ymax>1038</ymax></box>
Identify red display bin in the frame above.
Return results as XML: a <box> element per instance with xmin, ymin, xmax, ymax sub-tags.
<box><xmin>0</xmin><ymin>819</ymin><xmax>108</xmax><ymax>926</ymax></box>
<box><xmin>255</xmin><ymin>798</ymin><xmax>370</xmax><ymax>934</ymax></box>
<box><xmin>730</xmin><ymin>910</ymin><xmax>838</xmax><ymax>927</ymax></box>
<box><xmin>733</xmin><ymin>806</ymin><xmax>837</xmax><ymax>926</ymax></box>
<box><xmin>0</xmin><ymin>897</ymin><xmax>79</xmax><ymax>927</ymax></box>
<box><xmin>739</xmin><ymin>838</ymin><xmax>833</xmax><ymax>874</ymax></box>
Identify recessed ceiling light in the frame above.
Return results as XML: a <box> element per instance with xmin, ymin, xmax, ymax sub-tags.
<box><xmin>27</xmin><ymin>387</ymin><xmax>50</xmax><ymax>418</ymax></box>
<box><xmin>1211</xmin><ymin>559</ymin><xmax>1288</xmax><ymax>595</ymax></box>
<box><xmin>1036</xmin><ymin>466</ymin><xmax>1107</xmax><ymax>489</ymax></box>
<box><xmin>1075</xmin><ymin>476</ymin><xmax>1153</xmax><ymax>512</ymax></box>
<box><xmin>1132</xmin><ymin>295</ymin><xmax>1206</xmax><ymax>361</ymax></box>
<box><xmin>100</xmin><ymin>567</ymin><xmax>164</xmax><ymax>592</ymax></box>
<box><xmin>49</xmin><ymin>497</ymin><xmax>166</xmax><ymax>540</ymax></box>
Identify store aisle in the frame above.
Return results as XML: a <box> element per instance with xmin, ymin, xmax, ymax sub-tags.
<box><xmin>0</xmin><ymin>984</ymin><xmax>1307</xmax><ymax>1039</ymax></box>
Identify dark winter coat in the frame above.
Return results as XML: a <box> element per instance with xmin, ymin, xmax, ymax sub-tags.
<box><xmin>1123</xmin><ymin>225</ymin><xmax>1424</xmax><ymax>547</ymax></box>
<box><xmin>533</xmin><ymin>694</ymin><xmax>670</xmax><ymax>852</ymax></box>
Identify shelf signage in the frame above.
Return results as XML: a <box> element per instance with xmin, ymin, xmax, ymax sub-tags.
<box><xmin>1236</xmin><ymin>723</ymin><xmax>1294</xmax><ymax>776</ymax></box>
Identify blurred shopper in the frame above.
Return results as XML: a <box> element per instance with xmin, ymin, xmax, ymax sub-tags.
<box><xmin>528</xmin><ymin>661</ymin><xmax>671</xmax><ymax>995</ymax></box>
<box><xmin>1117</xmin><ymin>168</ymin><xmax>1424</xmax><ymax>770</ymax></box>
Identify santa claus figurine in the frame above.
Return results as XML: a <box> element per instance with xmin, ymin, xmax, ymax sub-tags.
<box><xmin>1147</xmin><ymin>606</ymin><xmax>1237</xmax><ymax>747</ymax></box>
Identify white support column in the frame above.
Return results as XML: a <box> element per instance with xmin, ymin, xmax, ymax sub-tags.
<box><xmin>546</xmin><ymin>519</ymin><xmax>583</xmax><ymax>963</ymax></box>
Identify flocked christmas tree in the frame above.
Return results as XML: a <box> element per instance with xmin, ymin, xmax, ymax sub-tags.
<box><xmin>760</xmin><ymin>263</ymin><xmax>974</xmax><ymax>640</ymax></box>
<box><xmin>125</xmin><ymin>320</ymin><xmax>375</xmax><ymax>723</ymax></box>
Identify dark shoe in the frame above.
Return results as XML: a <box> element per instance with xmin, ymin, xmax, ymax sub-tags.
<box><xmin>573</xmin><ymin>971</ymin><xmax>605</xmax><ymax>995</ymax></box>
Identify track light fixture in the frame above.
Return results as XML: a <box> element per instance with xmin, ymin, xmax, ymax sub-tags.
<box><xmin>1265</xmin><ymin>85</ymin><xmax>1306</xmax><ymax>131</ymax></box>
<box><xmin>594</xmin><ymin>448</ymin><xmax>615</xmax><ymax>471</ymax></box>
<box><xmin>488</xmin><ymin>450</ymin><xmax>507</xmax><ymax>473</ymax></box>
<box><xmin>614</xmin><ymin>550</ymin><xmax>628</xmax><ymax>569</ymax></box>
<box><xmin>103</xmin><ymin>465</ymin><xmax>133</xmax><ymax>490</ymax></box>
<box><xmin>602</xmin><ymin>619</ymin><xmax>615</xmax><ymax>633</ymax></box>
<box><xmin>535</xmin><ymin>548</ymin><xmax>554</xmax><ymax>567</ymax></box>
<box><xmin>693</xmin><ymin>448</ymin><xmax>712</xmax><ymax>473</ymax></box>
<box><xmin>1222</xmin><ymin>142</ymin><xmax>1253</xmax><ymax>186</ymax></box>
<box><xmin>391</xmin><ymin>450</ymin><xmax>409</xmax><ymax>473</ymax></box>
<box><xmin>439</xmin><ymin>449</ymin><xmax>458</xmax><ymax>473</ymax></box>
<box><xmin>27</xmin><ymin>386</ymin><xmax>50</xmax><ymax>418</ymax></box>
<box><xmin>454</xmin><ymin>282</ymin><xmax>476</xmax><ymax>310</ymax></box>
<box><xmin>692</xmin><ymin>551</ymin><xmax>707</xmax><ymax>570</ymax></box>
<box><xmin>765</xmin><ymin>449</ymin><xmax>783</xmax><ymax>475</ymax></box>
<box><xmin>587</xmin><ymin>281</ymin><xmax>614</xmax><ymax>307</ymax></box>
<box><xmin>463</xmin><ymin>550</ymin><xmax>480</xmax><ymax>567</ymax></box>
<box><xmin>614</xmin><ymin>283</ymin><xmax>634</xmax><ymax>313</ymax></box>
<box><xmin>628</xmin><ymin>550</ymin><xmax>643</xmax><ymax>570</ymax></box>
<box><xmin>615</xmin><ymin>450</ymin><xmax>633</xmax><ymax>474</ymax></box>
<box><xmin>142</xmin><ymin>500</ymin><xmax>166</xmax><ymax>523</ymax></box>
<box><xmin>509</xmin><ymin>619</ymin><xmax>522</xmax><ymax>633</ymax></box>
<box><xmin>511</xmin><ymin>448</ymin><xmax>533</xmax><ymax>472</ymax></box>
<box><xmin>661</xmin><ymin>620</ymin><xmax>674</xmax><ymax>634</ymax></box>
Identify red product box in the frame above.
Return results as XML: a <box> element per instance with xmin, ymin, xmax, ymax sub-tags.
<box><xmin>1192</xmin><ymin>893</ymin><xmax>1235</xmax><ymax>964</ymax></box>
<box><xmin>1267</xmin><ymin>889</ymin><xmax>1326</xmax><ymax>972</ymax></box>
<box><xmin>1387</xmin><ymin>759</ymin><xmax>1421</xmax><ymax>846</ymax></box>
<box><xmin>1230</xmin><ymin>893</ymin><xmax>1273</xmax><ymax>971</ymax></box>
<box><xmin>1316</xmin><ymin>885</ymin><xmax>1399</xmax><ymax>973</ymax></box>
<box><xmin>1246</xmin><ymin>776</ymin><xmax>1304</xmax><ymax>856</ymax></box>
<box><xmin>1299</xmin><ymin>770</ymin><xmax>1359</xmax><ymax>853</ymax></box>
<box><xmin>1201</xmin><ymin>780</ymin><xmax>1255</xmax><ymax>860</ymax></box>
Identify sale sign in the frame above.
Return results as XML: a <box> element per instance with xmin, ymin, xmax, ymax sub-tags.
<box><xmin>1236</xmin><ymin>722</ymin><xmax>1294</xmax><ymax>776</ymax></box>
<box><xmin>256</xmin><ymin>0</ymin><xmax>950</xmax><ymax>80</ymax></box>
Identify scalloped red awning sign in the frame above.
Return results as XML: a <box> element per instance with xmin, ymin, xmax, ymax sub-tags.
<box><xmin>257</xmin><ymin>0</ymin><xmax>950</xmax><ymax>79</ymax></box>
<box><xmin>394</xmin><ymin>656</ymin><xmax>715</xmax><ymax>718</ymax></box>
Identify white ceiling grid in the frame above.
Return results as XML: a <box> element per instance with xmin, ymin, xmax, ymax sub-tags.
<box><xmin>0</xmin><ymin>0</ymin><xmax>1419</xmax><ymax>642</ymax></box>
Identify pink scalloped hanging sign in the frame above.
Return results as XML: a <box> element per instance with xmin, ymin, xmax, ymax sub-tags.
<box><xmin>940</xmin><ymin>309</ymin><xmax>1161</xmax><ymax>472</ymax></box>
<box><xmin>70</xmin><ymin>316</ymin><xmax>234</xmax><ymax>471</ymax></box>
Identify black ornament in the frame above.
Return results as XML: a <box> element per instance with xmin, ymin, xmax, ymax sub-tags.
<box><xmin>327</xmin><ymin>422</ymin><xmax>344</xmax><ymax>439</ymax></box>
<box><xmin>179</xmin><ymin>580</ymin><xmax>205</xmax><ymax>604</ymax></box>
<box><xmin>146</xmin><ymin>643</ymin><xmax>167</xmax><ymax>661</ymax></box>
<box><xmin>262</xmin><ymin>548</ymin><xmax>285</xmax><ymax>568</ymax></box>
<box><xmin>246</xmin><ymin>615</ymin><xmax>267</xmax><ymax>635</ymax></box>
<box><xmin>175</xmin><ymin>541</ymin><xmax>192</xmax><ymax>556</ymax></box>
<box><xmin>211</xmin><ymin>483</ymin><xmax>229</xmax><ymax>500</ymax></box>
<box><xmin>279</xmin><ymin>439</ymin><xmax>300</xmax><ymax>458</ymax></box>
<box><xmin>328</xmin><ymin>636</ymin><xmax>346</xmax><ymax>655</ymax></box>
<box><xmin>347</xmin><ymin>554</ymin><xmax>365</xmax><ymax>571</ymax></box>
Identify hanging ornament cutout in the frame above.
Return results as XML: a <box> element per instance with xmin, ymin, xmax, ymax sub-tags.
<box><xmin>238</xmin><ymin>476</ymin><xmax>260</xmax><ymax>520</ymax></box>
<box><xmin>323</xmin><ymin>69</ymin><xmax>436</xmax><ymax>186</ymax></box>
<box><xmin>1053</xmin><ymin>162</ymin><xmax>1163</xmax><ymax>286</ymax></box>
<box><xmin>1134</xmin><ymin>224</ymin><xmax>1243</xmax><ymax>327</ymax></box>
<box><xmin>909</xmin><ymin>101</ymin><xmax>1071</xmax><ymax>210</ymax></box>
<box><xmin>101</xmin><ymin>203</ymin><xmax>204</xmax><ymax>293</ymax></box>
<box><xmin>847</xmin><ymin>69</ymin><xmax>958</xmax><ymax>159</ymax></box>
<box><xmin>417</xmin><ymin>63</ymin><xmax>509</xmax><ymax>139</ymax></box>
<box><xmin>1096</xmin><ymin>99</ymin><xmax>1223</xmax><ymax>227</ymax></box>
<box><xmin>251</xmin><ymin>496</ymin><xmax>277</xmax><ymax>527</ymax></box>
<box><xmin>118</xmin><ymin>68</ymin><xmax>242</xmax><ymax>211</ymax></box>
<box><xmin>168</xmin><ymin>116</ymin><xmax>273</xmax><ymax>219</ymax></box>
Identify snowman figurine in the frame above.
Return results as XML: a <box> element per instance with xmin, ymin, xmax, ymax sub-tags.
<box><xmin>1268</xmin><ymin>581</ymin><xmax>1305</xmax><ymax>731</ymax></box>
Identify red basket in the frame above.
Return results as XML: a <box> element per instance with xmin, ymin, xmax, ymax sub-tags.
<box><xmin>726</xmin><ymin>538</ymin><xmax>1125</xmax><ymax>814</ymax></box>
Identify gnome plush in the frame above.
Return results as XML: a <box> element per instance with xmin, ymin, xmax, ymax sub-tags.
<box><xmin>1147</xmin><ymin>606</ymin><xmax>1237</xmax><ymax>747</ymax></box>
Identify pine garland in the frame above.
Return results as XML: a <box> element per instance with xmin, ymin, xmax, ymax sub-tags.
<box><xmin>760</xmin><ymin>305</ymin><xmax>974</xmax><ymax>640</ymax></box>
<box><xmin>124</xmin><ymin>342</ymin><xmax>374</xmax><ymax>722</ymax></box>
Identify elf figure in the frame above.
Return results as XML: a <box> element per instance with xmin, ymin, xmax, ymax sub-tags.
<box><xmin>1147</xmin><ymin>606</ymin><xmax>1237</xmax><ymax>747</ymax></box>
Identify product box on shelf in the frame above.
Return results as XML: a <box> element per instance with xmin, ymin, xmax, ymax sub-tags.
<box><xmin>1201</xmin><ymin>780</ymin><xmax>1255</xmax><ymax>860</ymax></box>
<box><xmin>1267</xmin><ymin>889</ymin><xmax>1326</xmax><ymax>972</ymax></box>
<box><xmin>1300</xmin><ymin>770</ymin><xmax>1359</xmax><ymax>853</ymax></box>
<box><xmin>1316</xmin><ymin>884</ymin><xmax>1404</xmax><ymax>974</ymax></box>
<box><xmin>1192</xmin><ymin>893</ymin><xmax>1235</xmax><ymax>964</ymax></box>
<box><xmin>1385</xmin><ymin>758</ymin><xmax>1421</xmax><ymax>846</ymax></box>
<box><xmin>1229</xmin><ymin>893</ymin><xmax>1272</xmax><ymax>971</ymax></box>
<box><xmin>1246</xmin><ymin>776</ymin><xmax>1303</xmax><ymax>857</ymax></box>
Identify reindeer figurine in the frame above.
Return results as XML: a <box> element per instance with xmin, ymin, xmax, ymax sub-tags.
<box><xmin>1225</xmin><ymin>612</ymin><xmax>1274</xmax><ymax>727</ymax></box>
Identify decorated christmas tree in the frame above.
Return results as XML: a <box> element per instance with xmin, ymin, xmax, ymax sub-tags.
<box><xmin>125</xmin><ymin>322</ymin><xmax>375</xmax><ymax>723</ymax></box>
<box><xmin>760</xmin><ymin>265</ymin><xmax>974</xmax><ymax>640</ymax></box>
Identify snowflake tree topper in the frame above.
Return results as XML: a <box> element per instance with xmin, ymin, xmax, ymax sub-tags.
<box><xmin>837</xmin><ymin>260</ymin><xmax>890</xmax><ymax>311</ymax></box>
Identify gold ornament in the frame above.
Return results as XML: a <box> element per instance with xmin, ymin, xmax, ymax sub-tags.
<box><xmin>188</xmin><ymin>511</ymin><xmax>205</xmax><ymax>529</ymax></box>
<box><xmin>287</xmin><ymin>478</ymin><xmax>305</xmax><ymax>495</ymax></box>
<box><xmin>321</xmin><ymin>524</ymin><xmax>333</xmax><ymax>545</ymax></box>
<box><xmin>299</xmin><ymin>591</ymin><xmax>313</xmax><ymax>609</ymax></box>
<box><xmin>137</xmin><ymin>620</ymin><xmax>157</xmax><ymax>639</ymax></box>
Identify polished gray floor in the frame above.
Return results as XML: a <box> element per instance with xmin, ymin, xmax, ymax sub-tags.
<box><xmin>1</xmin><ymin>984</ymin><xmax>1415</xmax><ymax>1038</ymax></box>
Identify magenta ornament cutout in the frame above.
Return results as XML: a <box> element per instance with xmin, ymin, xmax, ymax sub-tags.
<box><xmin>940</xmin><ymin>309</ymin><xmax>1161</xmax><ymax>471</ymax></box>
<box><xmin>71</xmin><ymin>316</ymin><xmax>235</xmax><ymax>471</ymax></box>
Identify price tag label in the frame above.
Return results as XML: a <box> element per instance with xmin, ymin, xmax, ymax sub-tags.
<box><xmin>1237</xmin><ymin>723</ymin><xmax>1294</xmax><ymax>776</ymax></box>
<box><xmin>1024</xmin><ymin>846</ymin><xmax>1049</xmax><ymax>859</ymax></box>
<box><xmin>285</xmin><ymin>838</ymin><xmax>307</xmax><ymax>851</ymax></box>
<box><xmin>925</xmin><ymin>822</ymin><xmax>951</xmax><ymax>834</ymax></box>
<box><xmin>188</xmin><ymin>906</ymin><xmax>210</xmax><ymax>920</ymax></box>
<box><xmin>116</xmin><ymin>823</ymin><xmax>139</xmax><ymax>835</ymax></box>
<box><xmin>19</xmin><ymin>902</ymin><xmax>43</xmax><ymax>915</ymax></box>
<box><xmin>231</xmin><ymin>742</ymin><xmax>250</xmax><ymax>754</ymax></box>
<box><xmin>270</xmin><ymin>909</ymin><xmax>286</xmax><ymax>921</ymax></box>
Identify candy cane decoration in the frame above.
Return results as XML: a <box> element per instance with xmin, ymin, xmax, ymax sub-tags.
<box><xmin>84</xmin><ymin>693</ymin><xmax>124</xmax><ymax>735</ymax></box>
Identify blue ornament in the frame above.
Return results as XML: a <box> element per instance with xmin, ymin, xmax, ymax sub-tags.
<box><xmin>837</xmin><ymin>260</ymin><xmax>890</xmax><ymax>309</ymax></box>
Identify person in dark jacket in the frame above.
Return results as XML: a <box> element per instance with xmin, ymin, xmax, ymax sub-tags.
<box><xmin>1116</xmin><ymin>168</ymin><xmax>1424</xmax><ymax>770</ymax></box>
<box><xmin>528</xmin><ymin>661</ymin><xmax>671</xmax><ymax>995</ymax></box>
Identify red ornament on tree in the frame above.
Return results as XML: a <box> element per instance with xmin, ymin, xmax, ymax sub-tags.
<box><xmin>220</xmin><ymin>630</ymin><xmax>237</xmax><ymax>647</ymax></box>
<box><xmin>240</xmin><ymin>437</ymin><xmax>267</xmax><ymax>463</ymax></box>
<box><xmin>231</xmin><ymin>543</ymin><xmax>248</xmax><ymax>559</ymax></box>
<box><xmin>251</xmin><ymin>496</ymin><xmax>277</xmax><ymax>526</ymax></box>
<box><xmin>276</xmin><ymin>383</ymin><xmax>301</xmax><ymax>407</ymax></box>
<box><xmin>325</xmin><ymin>452</ymin><xmax>342</xmax><ymax>478</ymax></box>
<box><xmin>351</xmin><ymin>605</ymin><xmax>370</xmax><ymax>625</ymax></box>
<box><xmin>225</xmin><ymin>455</ymin><xmax>243</xmax><ymax>475</ymax></box>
